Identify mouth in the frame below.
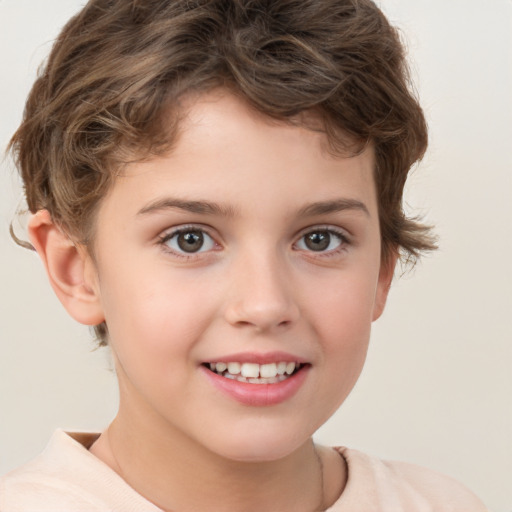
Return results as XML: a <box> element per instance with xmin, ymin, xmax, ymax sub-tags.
<box><xmin>202</xmin><ymin>361</ymin><xmax>306</xmax><ymax>384</ymax></box>
<box><xmin>200</xmin><ymin>356</ymin><xmax>311</xmax><ymax>406</ymax></box>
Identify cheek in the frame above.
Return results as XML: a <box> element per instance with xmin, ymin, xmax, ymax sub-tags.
<box><xmin>306</xmin><ymin>266</ymin><xmax>378</xmax><ymax>340</ymax></box>
<box><xmin>304</xmin><ymin>270</ymin><xmax>377</xmax><ymax>397</ymax></box>
<box><xmin>97</xmin><ymin>262</ymin><xmax>218</xmax><ymax>370</ymax></box>
<box><xmin>319</xmin><ymin>294</ymin><xmax>372</xmax><ymax>379</ymax></box>
<box><xmin>100</xmin><ymin>273</ymin><xmax>221</xmax><ymax>411</ymax></box>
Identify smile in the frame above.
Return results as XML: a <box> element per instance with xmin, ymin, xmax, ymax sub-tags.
<box><xmin>205</xmin><ymin>361</ymin><xmax>303</xmax><ymax>384</ymax></box>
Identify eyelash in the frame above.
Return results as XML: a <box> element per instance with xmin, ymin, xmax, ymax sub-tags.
<box><xmin>157</xmin><ymin>225</ymin><xmax>218</xmax><ymax>259</ymax></box>
<box><xmin>157</xmin><ymin>225</ymin><xmax>351</xmax><ymax>259</ymax></box>
<box><xmin>294</xmin><ymin>226</ymin><xmax>351</xmax><ymax>257</ymax></box>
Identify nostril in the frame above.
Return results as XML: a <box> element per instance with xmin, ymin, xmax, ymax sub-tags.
<box><xmin>231</xmin><ymin>320</ymin><xmax>252</xmax><ymax>328</ymax></box>
<box><xmin>224</xmin><ymin>298</ymin><xmax>299</xmax><ymax>331</ymax></box>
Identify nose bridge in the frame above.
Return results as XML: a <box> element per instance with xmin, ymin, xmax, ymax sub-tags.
<box><xmin>224</xmin><ymin>242</ymin><xmax>299</xmax><ymax>331</ymax></box>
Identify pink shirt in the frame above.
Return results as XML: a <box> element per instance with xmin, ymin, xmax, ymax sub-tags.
<box><xmin>0</xmin><ymin>430</ymin><xmax>487</xmax><ymax>511</ymax></box>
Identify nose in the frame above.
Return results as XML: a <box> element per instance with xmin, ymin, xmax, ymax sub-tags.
<box><xmin>223</xmin><ymin>250</ymin><xmax>300</xmax><ymax>333</ymax></box>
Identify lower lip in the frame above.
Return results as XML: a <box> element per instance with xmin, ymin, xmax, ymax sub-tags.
<box><xmin>200</xmin><ymin>365</ymin><xmax>310</xmax><ymax>407</ymax></box>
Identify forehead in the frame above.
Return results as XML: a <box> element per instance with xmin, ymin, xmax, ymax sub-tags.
<box><xmin>172</xmin><ymin>89</ymin><xmax>370</xmax><ymax>169</ymax></box>
<box><xmin>106</xmin><ymin>90</ymin><xmax>377</xmax><ymax>219</ymax></box>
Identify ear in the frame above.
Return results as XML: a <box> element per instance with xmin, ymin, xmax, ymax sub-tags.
<box><xmin>372</xmin><ymin>251</ymin><xmax>398</xmax><ymax>321</ymax></box>
<box><xmin>28</xmin><ymin>210</ymin><xmax>105</xmax><ymax>326</ymax></box>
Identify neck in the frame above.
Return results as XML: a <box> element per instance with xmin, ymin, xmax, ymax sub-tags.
<box><xmin>94</xmin><ymin>410</ymin><xmax>330</xmax><ymax>512</ymax></box>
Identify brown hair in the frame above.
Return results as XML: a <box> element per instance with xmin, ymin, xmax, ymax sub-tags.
<box><xmin>9</xmin><ymin>0</ymin><xmax>436</xmax><ymax>344</ymax></box>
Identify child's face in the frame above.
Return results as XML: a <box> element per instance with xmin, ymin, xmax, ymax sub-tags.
<box><xmin>85</xmin><ymin>90</ymin><xmax>393</xmax><ymax>461</ymax></box>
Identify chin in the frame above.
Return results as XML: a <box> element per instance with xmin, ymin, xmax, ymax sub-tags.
<box><xmin>204</xmin><ymin>423</ymin><xmax>313</xmax><ymax>463</ymax></box>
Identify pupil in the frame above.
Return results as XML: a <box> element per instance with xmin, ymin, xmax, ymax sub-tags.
<box><xmin>305</xmin><ymin>232</ymin><xmax>330</xmax><ymax>251</ymax></box>
<box><xmin>177</xmin><ymin>231</ymin><xmax>204</xmax><ymax>252</ymax></box>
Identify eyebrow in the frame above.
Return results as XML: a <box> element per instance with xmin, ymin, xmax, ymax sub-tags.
<box><xmin>137</xmin><ymin>198</ymin><xmax>237</xmax><ymax>217</ymax></box>
<box><xmin>137</xmin><ymin>197</ymin><xmax>369</xmax><ymax>218</ymax></box>
<box><xmin>298</xmin><ymin>199</ymin><xmax>370</xmax><ymax>217</ymax></box>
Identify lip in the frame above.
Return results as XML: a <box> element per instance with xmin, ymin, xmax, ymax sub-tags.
<box><xmin>203</xmin><ymin>351</ymin><xmax>309</xmax><ymax>365</ymax></box>
<box><xmin>200</xmin><ymin>361</ymin><xmax>310</xmax><ymax>407</ymax></box>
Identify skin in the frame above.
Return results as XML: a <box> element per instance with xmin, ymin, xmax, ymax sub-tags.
<box><xmin>29</xmin><ymin>90</ymin><xmax>396</xmax><ymax>511</ymax></box>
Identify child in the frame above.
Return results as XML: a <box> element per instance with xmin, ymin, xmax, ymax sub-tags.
<box><xmin>0</xmin><ymin>0</ymin><xmax>488</xmax><ymax>510</ymax></box>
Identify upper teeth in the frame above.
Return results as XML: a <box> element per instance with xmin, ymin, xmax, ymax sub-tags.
<box><xmin>209</xmin><ymin>361</ymin><xmax>297</xmax><ymax>379</ymax></box>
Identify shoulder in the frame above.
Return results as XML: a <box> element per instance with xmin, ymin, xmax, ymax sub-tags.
<box><xmin>0</xmin><ymin>430</ymin><xmax>161</xmax><ymax>512</ymax></box>
<box><xmin>0</xmin><ymin>431</ymin><xmax>109</xmax><ymax>511</ymax></box>
<box><xmin>333</xmin><ymin>447</ymin><xmax>487</xmax><ymax>512</ymax></box>
<box><xmin>0</xmin><ymin>474</ymin><xmax>107</xmax><ymax>512</ymax></box>
<box><xmin>384</xmin><ymin>458</ymin><xmax>487</xmax><ymax>511</ymax></box>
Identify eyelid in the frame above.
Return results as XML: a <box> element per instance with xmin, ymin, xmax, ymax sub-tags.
<box><xmin>157</xmin><ymin>224</ymin><xmax>220</xmax><ymax>257</ymax></box>
<box><xmin>156</xmin><ymin>223</ymin><xmax>351</xmax><ymax>259</ymax></box>
<box><xmin>295</xmin><ymin>224</ymin><xmax>351</xmax><ymax>240</ymax></box>
<box><xmin>293</xmin><ymin>225</ymin><xmax>351</xmax><ymax>253</ymax></box>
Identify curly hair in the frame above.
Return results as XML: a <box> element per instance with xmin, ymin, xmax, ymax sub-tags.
<box><xmin>9</xmin><ymin>0</ymin><xmax>436</xmax><ymax>344</ymax></box>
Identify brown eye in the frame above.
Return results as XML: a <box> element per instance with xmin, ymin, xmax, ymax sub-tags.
<box><xmin>163</xmin><ymin>228</ymin><xmax>215</xmax><ymax>254</ymax></box>
<box><xmin>304</xmin><ymin>231</ymin><xmax>331</xmax><ymax>251</ymax></box>
<box><xmin>296</xmin><ymin>229</ymin><xmax>346</xmax><ymax>253</ymax></box>
<box><xmin>177</xmin><ymin>231</ymin><xmax>204</xmax><ymax>252</ymax></box>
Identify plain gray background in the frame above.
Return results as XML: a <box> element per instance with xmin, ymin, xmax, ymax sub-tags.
<box><xmin>1</xmin><ymin>1</ymin><xmax>511</xmax><ymax>510</ymax></box>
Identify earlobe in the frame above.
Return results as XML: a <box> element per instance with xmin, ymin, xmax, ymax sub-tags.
<box><xmin>28</xmin><ymin>210</ymin><xmax>105</xmax><ymax>326</ymax></box>
<box><xmin>372</xmin><ymin>252</ymin><xmax>398</xmax><ymax>321</ymax></box>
